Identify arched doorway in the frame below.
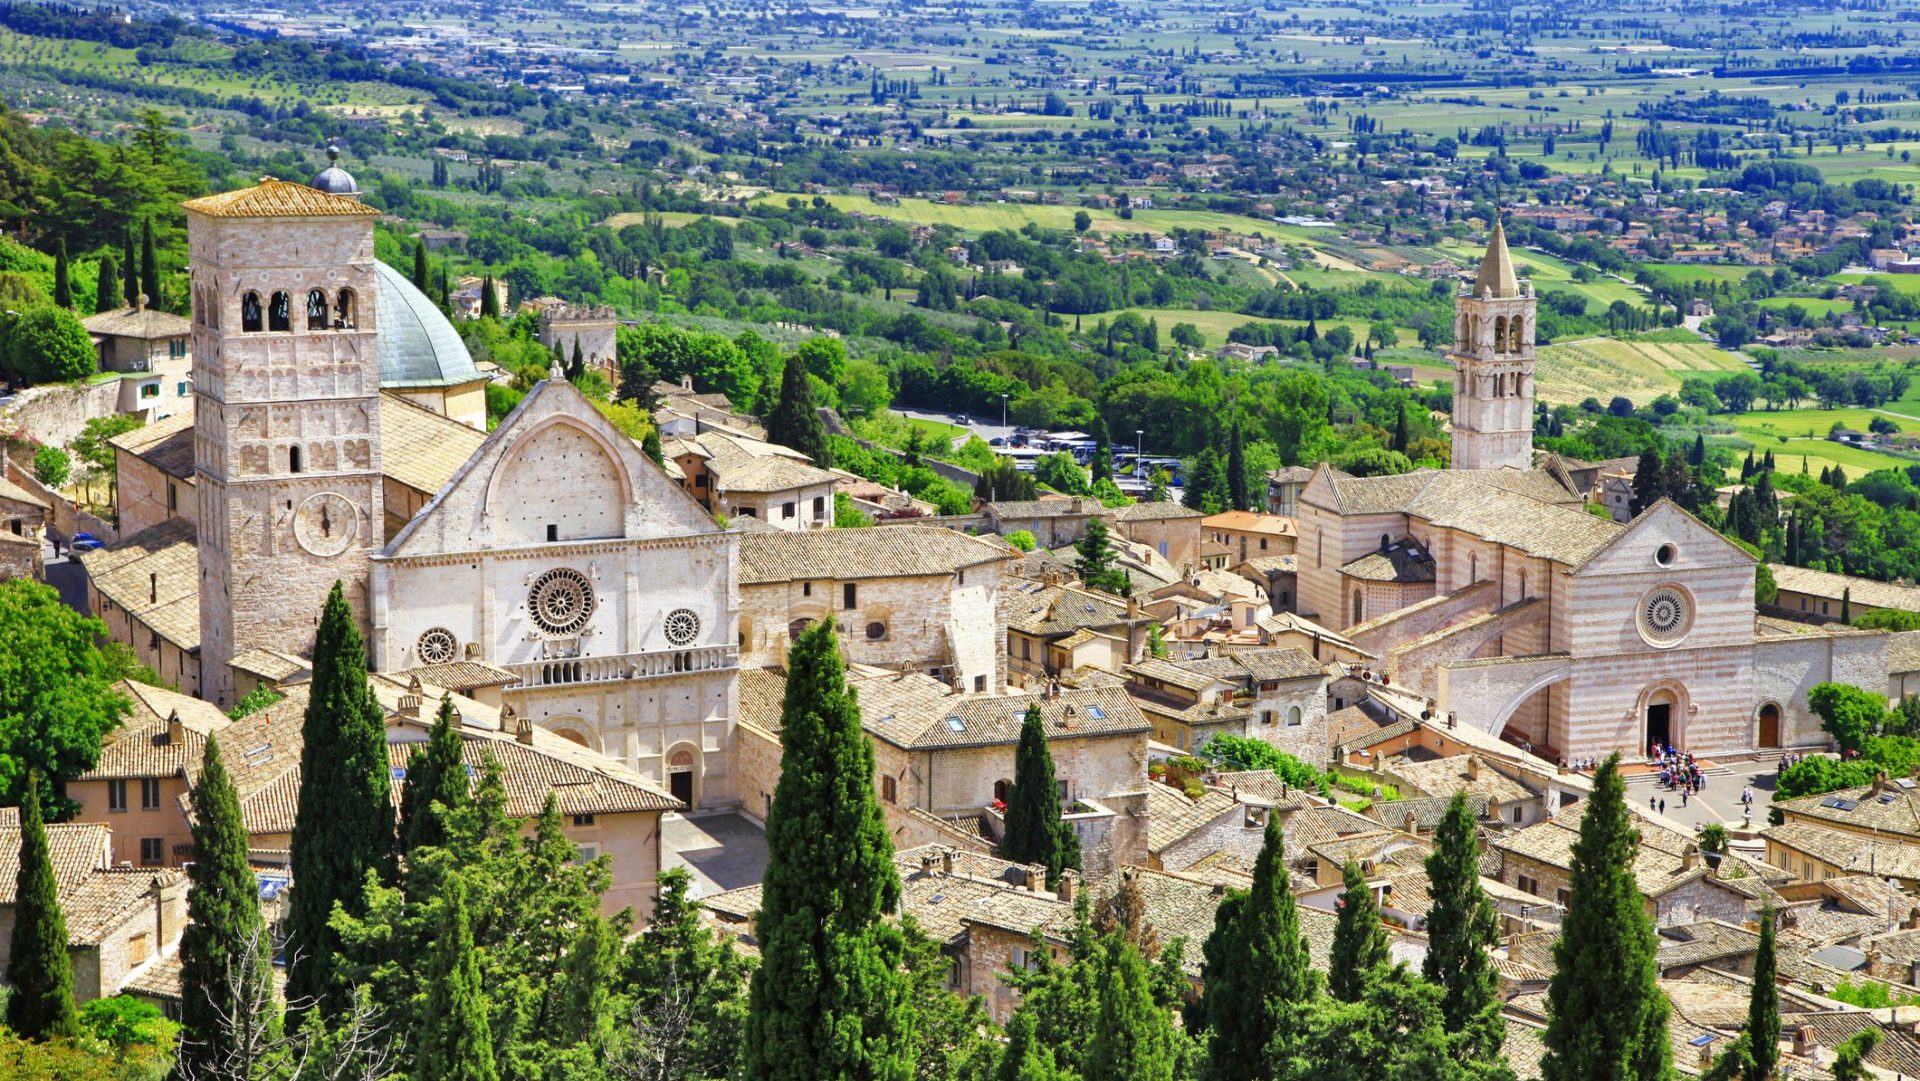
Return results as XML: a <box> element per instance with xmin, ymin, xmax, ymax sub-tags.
<box><xmin>1757</xmin><ymin>702</ymin><xmax>1782</xmax><ymax>749</ymax></box>
<box><xmin>1638</xmin><ymin>681</ymin><xmax>1690</xmax><ymax>753</ymax></box>
<box><xmin>667</xmin><ymin>746</ymin><xmax>698</xmax><ymax>809</ymax></box>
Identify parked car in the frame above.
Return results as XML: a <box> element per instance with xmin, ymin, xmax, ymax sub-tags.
<box><xmin>70</xmin><ymin>533</ymin><xmax>105</xmax><ymax>552</ymax></box>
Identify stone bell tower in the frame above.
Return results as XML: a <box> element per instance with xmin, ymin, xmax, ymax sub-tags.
<box><xmin>1449</xmin><ymin>220</ymin><xmax>1537</xmax><ymax>472</ymax></box>
<box><xmin>183</xmin><ymin>168</ymin><xmax>385</xmax><ymax>706</ymax></box>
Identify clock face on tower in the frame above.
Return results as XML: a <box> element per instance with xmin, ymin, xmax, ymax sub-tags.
<box><xmin>292</xmin><ymin>491</ymin><xmax>359</xmax><ymax>557</ymax></box>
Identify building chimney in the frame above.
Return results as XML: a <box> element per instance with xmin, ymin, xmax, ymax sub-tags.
<box><xmin>681</xmin><ymin>373</ymin><xmax>693</xmax><ymax>392</ymax></box>
<box><xmin>134</xmin><ymin>292</ymin><xmax>147</xmax><ymax>313</ymax></box>
<box><xmin>1465</xmin><ymin>756</ymin><xmax>1480</xmax><ymax>780</ymax></box>
<box><xmin>149</xmin><ymin>572</ymin><xmax>158</xmax><ymax>605</ymax></box>
<box><xmin>1791</xmin><ymin>1026</ymin><xmax>1817</xmax><ymax>1058</ymax></box>
<box><xmin>165</xmin><ymin>709</ymin><xmax>183</xmax><ymax>747</ymax></box>
<box><xmin>1681</xmin><ymin>844</ymin><xmax>1700</xmax><ymax>873</ymax></box>
<box><xmin>1696</xmin><ymin>1044</ymin><xmax>1714</xmax><ymax>1072</ymax></box>
<box><xmin>505</xmin><ymin>705</ymin><xmax>534</xmax><ymax>745</ymax></box>
<box><xmin>1024</xmin><ymin>867</ymin><xmax>1042</xmax><ymax>892</ymax></box>
<box><xmin>1057</xmin><ymin>872</ymin><xmax>1075</xmax><ymax>903</ymax></box>
<box><xmin>1873</xmin><ymin>772</ymin><xmax>1889</xmax><ymax>797</ymax></box>
<box><xmin>1403</xmin><ymin>812</ymin><xmax>1419</xmax><ymax>837</ymax></box>
<box><xmin>941</xmin><ymin>849</ymin><xmax>954</xmax><ymax>876</ymax></box>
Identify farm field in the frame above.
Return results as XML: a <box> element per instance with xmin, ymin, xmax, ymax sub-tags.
<box><xmin>747</xmin><ymin>193</ymin><xmax>1323</xmax><ymax>245</ymax></box>
<box><xmin>1721</xmin><ymin>407</ymin><xmax>1919</xmax><ymax>474</ymax></box>
<box><xmin>1114</xmin><ymin>308</ymin><xmax>1375</xmax><ymax>348</ymax></box>
<box><xmin>1533</xmin><ymin>337</ymin><xmax>1751</xmax><ymax>405</ymax></box>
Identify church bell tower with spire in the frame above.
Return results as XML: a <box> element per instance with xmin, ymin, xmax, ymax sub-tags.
<box><xmin>1449</xmin><ymin>219</ymin><xmax>1537</xmax><ymax>472</ymax></box>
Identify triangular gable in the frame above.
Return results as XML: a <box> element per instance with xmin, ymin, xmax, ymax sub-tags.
<box><xmin>1572</xmin><ymin>498</ymin><xmax>1755</xmax><ymax>577</ymax></box>
<box><xmin>1298</xmin><ymin>462</ymin><xmax>1349</xmax><ymax>514</ymax></box>
<box><xmin>383</xmin><ymin>378</ymin><xmax>717</xmax><ymax>559</ymax></box>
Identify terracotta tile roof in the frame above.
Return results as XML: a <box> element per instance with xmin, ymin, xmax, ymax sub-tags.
<box><xmin>390</xmin><ymin>660</ymin><xmax>519</xmax><ymax>694</ymax></box>
<box><xmin>63</xmin><ymin>868</ymin><xmax>183</xmax><ymax>944</ymax></box>
<box><xmin>80</xmin><ymin>518</ymin><xmax>202</xmax><ymax>651</ymax></box>
<box><xmin>1388</xmin><ymin>755</ymin><xmax>1539</xmax><ymax>805</ymax></box>
<box><xmin>1656</xmin><ymin>920</ymin><xmax>1761</xmax><ymax>970</ymax></box>
<box><xmin>1310</xmin><ymin>467</ymin><xmax>1610</xmax><ymax>565</ymax></box>
<box><xmin>228</xmin><ymin>648</ymin><xmax>309</xmax><ymax>684</ymax></box>
<box><xmin>1365</xmin><ymin>793</ymin><xmax>1490</xmax><ymax>832</ymax></box>
<box><xmin>1113</xmin><ymin>501</ymin><xmax>1203</xmax><ymax>522</ymax></box>
<box><xmin>109</xmin><ymin>411</ymin><xmax>195</xmax><ymax>480</ymax></box>
<box><xmin>82</xmin><ymin>304</ymin><xmax>190</xmax><ymax>341</ymax></box>
<box><xmin>708</xmin><ymin>453</ymin><xmax>835</xmax><ymax>493</ymax></box>
<box><xmin>379</xmin><ymin>393</ymin><xmax>487</xmax><ymax>496</ymax></box>
<box><xmin>739</xmin><ymin>526</ymin><xmax>1013</xmax><ymax>584</ymax></box>
<box><xmin>0</xmin><ymin>823</ymin><xmax>111</xmax><ymax>896</ymax></box>
<box><xmin>1775</xmin><ymin>779</ymin><xmax>1920</xmax><ymax>840</ymax></box>
<box><xmin>182</xmin><ymin>179</ymin><xmax>380</xmax><ymax>219</ymax></box>
<box><xmin>849</xmin><ymin>670</ymin><xmax>1148</xmax><ymax>751</ymax></box>
<box><xmin>1201</xmin><ymin>510</ymin><xmax>1295</xmax><ymax>536</ymax></box>
<box><xmin>736</xmin><ymin>667</ymin><xmax>789</xmax><ymax>733</ymax></box>
<box><xmin>76</xmin><ymin>681</ymin><xmax>230</xmax><ymax>781</ymax></box>
<box><xmin>1766</xmin><ymin>819</ymin><xmax>1920</xmax><ymax>878</ymax></box>
<box><xmin>986</xmin><ymin>498</ymin><xmax>1105</xmax><ymax>519</ymax></box>
<box><xmin>1005</xmin><ymin>579</ymin><xmax>1134</xmax><ymax>637</ymax></box>
<box><xmin>1340</xmin><ymin>544</ymin><xmax>1436</xmax><ymax>583</ymax></box>
<box><xmin>1145</xmin><ymin>783</ymin><xmax>1242</xmax><ymax>854</ymax></box>
<box><xmin>1770</xmin><ymin>563</ymin><xmax>1920</xmax><ymax>613</ymax></box>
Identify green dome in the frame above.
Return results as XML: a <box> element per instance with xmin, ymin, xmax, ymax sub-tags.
<box><xmin>373</xmin><ymin>260</ymin><xmax>481</xmax><ymax>388</ymax></box>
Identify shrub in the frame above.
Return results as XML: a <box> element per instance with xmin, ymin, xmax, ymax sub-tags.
<box><xmin>30</xmin><ymin>446</ymin><xmax>68</xmax><ymax>489</ymax></box>
<box><xmin>4</xmin><ymin>305</ymin><xmax>94</xmax><ymax>384</ymax></box>
<box><xmin>1004</xmin><ymin>529</ymin><xmax>1036</xmax><ymax>552</ymax></box>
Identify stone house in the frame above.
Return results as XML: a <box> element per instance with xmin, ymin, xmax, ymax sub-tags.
<box><xmin>1111</xmin><ymin>501</ymin><xmax>1205</xmax><ymax>571</ymax></box>
<box><xmin>80</xmin><ymin>519</ymin><xmax>203</xmax><ymax>696</ymax></box>
<box><xmin>0</xmin><ymin>468</ymin><xmax>48</xmax><ymax>580</ymax></box>
<box><xmin>1494</xmin><ymin>804</ymin><xmax>1763</xmax><ymax>927</ymax></box>
<box><xmin>83</xmin><ymin>298</ymin><xmax>193</xmax><ymax>422</ymax></box>
<box><xmin>1125</xmin><ymin>647</ymin><xmax>1328</xmax><ymax>758</ymax></box>
<box><xmin>664</xmin><ymin>426</ymin><xmax>834</xmax><ymax>529</ymax></box>
<box><xmin>1203</xmin><ymin>510</ymin><xmax>1298</xmax><ymax>565</ymax></box>
<box><xmin>1382</xmin><ymin>753</ymin><xmax>1552</xmax><ymax>829</ymax></box>
<box><xmin>0</xmin><ymin>821</ymin><xmax>188</xmax><ymax>1003</ymax></box>
<box><xmin>983</xmin><ymin>498</ymin><xmax>1110</xmax><ymax>549</ymax></box>
<box><xmin>69</xmin><ymin>680</ymin><xmax>234</xmax><ymax>869</ymax></box>
<box><xmin>1766</xmin><ymin>777</ymin><xmax>1920</xmax><ymax>887</ymax></box>
<box><xmin>1004</xmin><ymin>577</ymin><xmax>1146</xmax><ymax>688</ymax></box>
<box><xmin>737</xmin><ymin>526</ymin><xmax>1014</xmax><ymax>692</ymax></box>
<box><xmin>1769</xmin><ymin>563</ymin><xmax>1920</xmax><ymax>625</ymax></box>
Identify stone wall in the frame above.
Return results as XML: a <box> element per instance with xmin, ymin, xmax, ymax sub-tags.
<box><xmin>1158</xmin><ymin>801</ymin><xmax>1267</xmax><ymax>872</ymax></box>
<box><xmin>0</xmin><ymin>379</ymin><xmax>124</xmax><ymax>451</ymax></box>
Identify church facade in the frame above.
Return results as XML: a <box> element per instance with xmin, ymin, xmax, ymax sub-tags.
<box><xmin>180</xmin><ymin>170</ymin><xmax>741</xmax><ymax>806</ymax></box>
<box><xmin>1289</xmin><ymin>226</ymin><xmax>1887</xmax><ymax>762</ymax></box>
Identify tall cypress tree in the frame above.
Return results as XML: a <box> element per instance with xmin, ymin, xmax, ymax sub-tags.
<box><xmin>742</xmin><ymin>617</ymin><xmax>910</xmax><ymax>1080</ymax></box>
<box><xmin>1197</xmin><ymin>814</ymin><xmax>1314</xmax><ymax>1081</ymax></box>
<box><xmin>52</xmin><ymin>240</ymin><xmax>71</xmax><ymax>309</ymax></box>
<box><xmin>412</xmin><ymin>241</ymin><xmax>430</xmax><ymax>293</ymax></box>
<box><xmin>121</xmin><ymin>227</ymin><xmax>138</xmax><ymax>306</ymax></box>
<box><xmin>1075</xmin><ymin>517</ymin><xmax>1130</xmax><ymax>597</ymax></box>
<box><xmin>96</xmin><ymin>253</ymin><xmax>118</xmax><ymax>315</ymax></box>
<box><xmin>1327</xmin><ymin>860</ymin><xmax>1389</xmax><ymax>1002</ymax></box>
<box><xmin>1090</xmin><ymin>414</ymin><xmax>1113</xmax><ymax>485</ymax></box>
<box><xmin>1227</xmin><ymin>418</ymin><xmax>1248</xmax><ymax>511</ymax></box>
<box><xmin>414</xmin><ymin>876</ymin><xmax>497</xmax><ymax>1081</ymax></box>
<box><xmin>399</xmin><ymin>695</ymin><xmax>468</xmax><ymax>854</ymax></box>
<box><xmin>140</xmin><ymin>218</ymin><xmax>160</xmax><ymax>306</ymax></box>
<box><xmin>568</xmin><ymin>338</ymin><xmax>586</xmax><ymax>382</ymax></box>
<box><xmin>1001</xmin><ymin>703</ymin><xmax>1080</xmax><ymax>888</ymax></box>
<box><xmin>1422</xmin><ymin>792</ymin><xmax>1504</xmax><ymax>1067</ymax></box>
<box><xmin>1542</xmin><ymin>755</ymin><xmax>1674</xmax><ymax>1081</ymax></box>
<box><xmin>6</xmin><ymin>771</ymin><xmax>78</xmax><ymax>1040</ymax></box>
<box><xmin>997</xmin><ymin>1007</ymin><xmax>1069</xmax><ymax>1081</ymax></box>
<box><xmin>1084</xmin><ymin>936</ymin><xmax>1178</xmax><ymax>1081</ymax></box>
<box><xmin>1630</xmin><ymin>447</ymin><xmax>1663</xmax><ymax>516</ymax></box>
<box><xmin>287</xmin><ymin>582</ymin><xmax>395</xmax><ymax>1016</ymax></box>
<box><xmin>179</xmin><ymin>736</ymin><xmax>275</xmax><ymax>1078</ymax></box>
<box><xmin>764</xmin><ymin>355</ymin><xmax>830</xmax><ymax>467</ymax></box>
<box><xmin>479</xmin><ymin>274</ymin><xmax>501</xmax><ymax>318</ymax></box>
<box><xmin>1744</xmin><ymin>910</ymin><xmax>1779</xmax><ymax>1081</ymax></box>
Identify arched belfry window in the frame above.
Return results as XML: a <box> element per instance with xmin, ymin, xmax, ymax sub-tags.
<box><xmin>1510</xmin><ymin>318</ymin><xmax>1525</xmax><ymax>353</ymax></box>
<box><xmin>1352</xmin><ymin>589</ymin><xmax>1364</xmax><ymax>625</ymax></box>
<box><xmin>336</xmin><ymin>288</ymin><xmax>356</xmax><ymax>328</ymax></box>
<box><xmin>306</xmin><ymin>290</ymin><xmax>328</xmax><ymax>330</ymax></box>
<box><xmin>1493</xmin><ymin>316</ymin><xmax>1508</xmax><ymax>354</ymax></box>
<box><xmin>289</xmin><ymin>445</ymin><xmax>303</xmax><ymax>474</ymax></box>
<box><xmin>241</xmin><ymin>292</ymin><xmax>263</xmax><ymax>332</ymax></box>
<box><xmin>268</xmin><ymin>291</ymin><xmax>292</xmax><ymax>332</ymax></box>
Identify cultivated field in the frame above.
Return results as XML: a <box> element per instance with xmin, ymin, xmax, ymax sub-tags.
<box><xmin>1534</xmin><ymin>338</ymin><xmax>1751</xmax><ymax>405</ymax></box>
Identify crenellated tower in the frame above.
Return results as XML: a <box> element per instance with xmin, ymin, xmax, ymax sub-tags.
<box><xmin>1449</xmin><ymin>220</ymin><xmax>1537</xmax><ymax>472</ymax></box>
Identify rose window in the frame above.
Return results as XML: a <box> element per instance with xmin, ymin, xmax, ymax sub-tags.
<box><xmin>415</xmin><ymin>627</ymin><xmax>458</xmax><ymax>665</ymax></box>
<box><xmin>529</xmin><ymin>568</ymin><xmax>596</xmax><ymax>636</ymax></box>
<box><xmin>664</xmin><ymin>608</ymin><xmax>701</xmax><ymax>646</ymax></box>
<box><xmin>1639</xmin><ymin>587</ymin><xmax>1691</xmax><ymax>643</ymax></box>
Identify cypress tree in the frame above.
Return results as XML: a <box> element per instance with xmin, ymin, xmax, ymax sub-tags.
<box><xmin>998</xmin><ymin>1007</ymin><xmax>1069</xmax><ymax>1081</ymax></box>
<box><xmin>5</xmin><ymin>771</ymin><xmax>78</xmax><ymax>1039</ymax></box>
<box><xmin>764</xmin><ymin>355</ymin><xmax>831</xmax><ymax>467</ymax></box>
<box><xmin>1842</xmin><ymin>586</ymin><xmax>1852</xmax><ymax>623</ymax></box>
<box><xmin>1227</xmin><ymin>418</ymin><xmax>1248</xmax><ymax>511</ymax></box>
<box><xmin>286</xmin><ymin>582</ymin><xmax>395</xmax><ymax>1016</ymax></box>
<box><xmin>140</xmin><ymin>218</ymin><xmax>160</xmax><ymax>307</ymax></box>
<box><xmin>1630</xmin><ymin>447</ymin><xmax>1663</xmax><ymax>516</ymax></box>
<box><xmin>1084</xmin><ymin>936</ymin><xmax>1177</xmax><ymax>1081</ymax></box>
<box><xmin>1392</xmin><ymin>403</ymin><xmax>1410</xmax><ymax>454</ymax></box>
<box><xmin>568</xmin><ymin>338</ymin><xmax>586</xmax><ymax>382</ymax></box>
<box><xmin>1422</xmin><ymin>792</ymin><xmax>1505</xmax><ymax>1067</ymax></box>
<box><xmin>479</xmin><ymin>274</ymin><xmax>501</xmax><ymax>318</ymax></box>
<box><xmin>1744</xmin><ymin>910</ymin><xmax>1778</xmax><ymax>1081</ymax></box>
<box><xmin>1075</xmin><ymin>517</ymin><xmax>1130</xmax><ymax>597</ymax></box>
<box><xmin>1197</xmin><ymin>814</ymin><xmax>1314</xmax><ymax>1081</ymax></box>
<box><xmin>122</xmin><ymin>227</ymin><xmax>138</xmax><ymax>306</ymax></box>
<box><xmin>414</xmin><ymin>876</ymin><xmax>497</xmax><ymax>1081</ymax></box>
<box><xmin>179</xmin><ymin>735</ymin><xmax>275</xmax><ymax>1078</ymax></box>
<box><xmin>1001</xmin><ymin>703</ymin><xmax>1081</xmax><ymax>888</ymax></box>
<box><xmin>1688</xmin><ymin>433</ymin><xmax>1706</xmax><ymax>466</ymax></box>
<box><xmin>741</xmin><ymin>617</ymin><xmax>911</xmax><ymax>1081</ymax></box>
<box><xmin>1541</xmin><ymin>755</ymin><xmax>1674</xmax><ymax>1081</ymax></box>
<box><xmin>96</xmin><ymin>254</ymin><xmax>118</xmax><ymax>315</ymax></box>
<box><xmin>52</xmin><ymin>240</ymin><xmax>71</xmax><ymax>309</ymax></box>
<box><xmin>1090</xmin><ymin>414</ymin><xmax>1113</xmax><ymax>485</ymax></box>
<box><xmin>398</xmin><ymin>695</ymin><xmax>468</xmax><ymax>854</ymax></box>
<box><xmin>412</xmin><ymin>241</ymin><xmax>430</xmax><ymax>293</ymax></box>
<box><xmin>1327</xmin><ymin>860</ymin><xmax>1389</xmax><ymax>1002</ymax></box>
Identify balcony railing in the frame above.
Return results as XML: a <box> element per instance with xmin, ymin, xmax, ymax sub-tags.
<box><xmin>505</xmin><ymin>645</ymin><xmax>738</xmax><ymax>688</ymax></box>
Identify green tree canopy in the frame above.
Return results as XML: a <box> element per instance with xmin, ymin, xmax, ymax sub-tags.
<box><xmin>0</xmin><ymin>579</ymin><xmax>129</xmax><ymax>816</ymax></box>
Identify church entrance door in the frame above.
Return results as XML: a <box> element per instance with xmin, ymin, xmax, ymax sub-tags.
<box><xmin>1646</xmin><ymin>703</ymin><xmax>1672</xmax><ymax>752</ymax></box>
<box><xmin>1758</xmin><ymin>704</ymin><xmax>1782</xmax><ymax>748</ymax></box>
<box><xmin>670</xmin><ymin>768</ymin><xmax>694</xmax><ymax>807</ymax></box>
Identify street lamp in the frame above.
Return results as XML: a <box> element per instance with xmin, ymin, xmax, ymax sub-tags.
<box><xmin>1135</xmin><ymin>430</ymin><xmax>1144</xmax><ymax>479</ymax></box>
<box><xmin>1000</xmin><ymin>392</ymin><xmax>1009</xmax><ymax>429</ymax></box>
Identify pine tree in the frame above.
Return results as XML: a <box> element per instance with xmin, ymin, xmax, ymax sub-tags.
<box><xmin>287</xmin><ymin>582</ymin><xmax>395</xmax><ymax>1016</ymax></box>
<box><xmin>1197</xmin><ymin>814</ymin><xmax>1314</xmax><ymax>1081</ymax></box>
<box><xmin>1227</xmin><ymin>418</ymin><xmax>1249</xmax><ymax>511</ymax></box>
<box><xmin>1075</xmin><ymin>517</ymin><xmax>1130</xmax><ymax>597</ymax></box>
<box><xmin>414</xmin><ymin>876</ymin><xmax>497</xmax><ymax>1081</ymax></box>
<box><xmin>1745</xmin><ymin>910</ymin><xmax>1778</xmax><ymax>1081</ymax></box>
<box><xmin>5</xmin><ymin>771</ymin><xmax>78</xmax><ymax>1039</ymax></box>
<box><xmin>1002</xmin><ymin>703</ymin><xmax>1081</xmax><ymax>888</ymax></box>
<box><xmin>178</xmin><ymin>736</ymin><xmax>276</xmax><ymax>1077</ymax></box>
<box><xmin>764</xmin><ymin>355</ymin><xmax>831</xmax><ymax>468</ymax></box>
<box><xmin>623</xmin><ymin>867</ymin><xmax>751</xmax><ymax>1081</ymax></box>
<box><xmin>140</xmin><ymin>218</ymin><xmax>160</xmax><ymax>307</ymax></box>
<box><xmin>122</xmin><ymin>227</ymin><xmax>138</xmax><ymax>307</ymax></box>
<box><xmin>742</xmin><ymin>617</ymin><xmax>911</xmax><ymax>1081</ymax></box>
<box><xmin>1422</xmin><ymin>792</ymin><xmax>1504</xmax><ymax>1067</ymax></box>
<box><xmin>1842</xmin><ymin>586</ymin><xmax>1852</xmax><ymax>624</ymax></box>
<box><xmin>1542</xmin><ymin>755</ymin><xmax>1674</xmax><ymax>1081</ymax></box>
<box><xmin>398</xmin><ymin>695</ymin><xmax>468</xmax><ymax>854</ymax></box>
<box><xmin>1630</xmin><ymin>447</ymin><xmax>1664</xmax><ymax>516</ymax></box>
<box><xmin>1185</xmin><ymin>447</ymin><xmax>1229</xmax><ymax>513</ymax></box>
<box><xmin>95</xmin><ymin>254</ymin><xmax>118</xmax><ymax>315</ymax></box>
<box><xmin>412</xmin><ymin>241</ymin><xmax>430</xmax><ymax>293</ymax></box>
<box><xmin>1327</xmin><ymin>860</ymin><xmax>1389</xmax><ymax>1002</ymax></box>
<box><xmin>997</xmin><ymin>1008</ymin><xmax>1069</xmax><ymax>1081</ymax></box>
<box><xmin>52</xmin><ymin>240</ymin><xmax>71</xmax><ymax>309</ymax></box>
<box><xmin>1084</xmin><ymin>936</ymin><xmax>1178</xmax><ymax>1081</ymax></box>
<box><xmin>479</xmin><ymin>274</ymin><xmax>500</xmax><ymax>318</ymax></box>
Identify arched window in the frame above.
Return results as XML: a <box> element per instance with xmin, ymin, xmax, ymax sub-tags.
<box><xmin>336</xmin><ymin>288</ymin><xmax>356</xmax><ymax>328</ymax></box>
<box><xmin>787</xmin><ymin>617</ymin><xmax>813</xmax><ymax>640</ymax></box>
<box><xmin>1287</xmin><ymin>705</ymin><xmax>1302</xmax><ymax>727</ymax></box>
<box><xmin>241</xmin><ymin>291</ymin><xmax>263</xmax><ymax>332</ymax></box>
<box><xmin>1493</xmin><ymin>316</ymin><xmax>1508</xmax><ymax>353</ymax></box>
<box><xmin>1351</xmin><ymin>589</ymin><xmax>1363</xmax><ymax>625</ymax></box>
<box><xmin>306</xmin><ymin>289</ymin><xmax>328</xmax><ymax>330</ymax></box>
<box><xmin>1469</xmin><ymin>314</ymin><xmax>1480</xmax><ymax>346</ymax></box>
<box><xmin>267</xmin><ymin>291</ymin><xmax>291</xmax><ymax>332</ymax></box>
<box><xmin>993</xmin><ymin>779</ymin><xmax>1011</xmax><ymax>804</ymax></box>
<box><xmin>1510</xmin><ymin>318</ymin><xmax>1526</xmax><ymax>353</ymax></box>
<box><xmin>881</xmin><ymin>775</ymin><xmax>897</xmax><ymax>804</ymax></box>
<box><xmin>289</xmin><ymin>445</ymin><xmax>303</xmax><ymax>474</ymax></box>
